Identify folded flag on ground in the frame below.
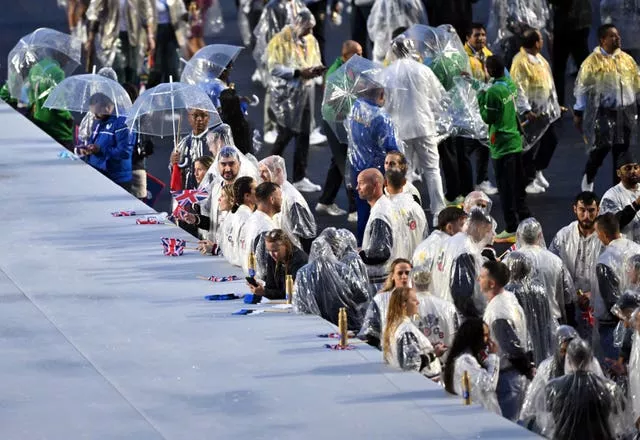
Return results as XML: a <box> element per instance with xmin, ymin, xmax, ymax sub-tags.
<box><xmin>112</xmin><ymin>210</ymin><xmax>136</xmax><ymax>216</ymax></box>
<box><xmin>137</xmin><ymin>216</ymin><xmax>164</xmax><ymax>224</ymax></box>
<box><xmin>171</xmin><ymin>189</ymin><xmax>208</xmax><ymax>209</ymax></box>
<box><xmin>201</xmin><ymin>275</ymin><xmax>240</xmax><ymax>282</ymax></box>
<box><xmin>161</xmin><ymin>237</ymin><xmax>186</xmax><ymax>256</ymax></box>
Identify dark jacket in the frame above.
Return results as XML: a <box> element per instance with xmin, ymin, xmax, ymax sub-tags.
<box><xmin>263</xmin><ymin>247</ymin><xmax>309</xmax><ymax>299</ymax></box>
<box><xmin>426</xmin><ymin>0</ymin><xmax>478</xmax><ymax>40</ymax></box>
<box><xmin>86</xmin><ymin>115</ymin><xmax>132</xmax><ymax>184</ymax></box>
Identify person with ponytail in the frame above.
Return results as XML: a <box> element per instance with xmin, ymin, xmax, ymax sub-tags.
<box><xmin>382</xmin><ymin>287</ymin><xmax>446</xmax><ymax>380</ymax></box>
<box><xmin>442</xmin><ymin>317</ymin><xmax>501</xmax><ymax>415</ymax></box>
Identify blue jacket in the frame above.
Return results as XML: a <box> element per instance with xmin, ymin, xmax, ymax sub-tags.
<box><xmin>86</xmin><ymin>115</ymin><xmax>132</xmax><ymax>184</ymax></box>
<box><xmin>348</xmin><ymin>98</ymin><xmax>400</xmax><ymax>176</ymax></box>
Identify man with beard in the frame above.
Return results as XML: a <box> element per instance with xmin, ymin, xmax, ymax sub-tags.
<box><xmin>600</xmin><ymin>153</ymin><xmax>640</xmax><ymax>243</ymax></box>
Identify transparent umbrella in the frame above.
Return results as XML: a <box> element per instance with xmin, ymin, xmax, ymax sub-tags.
<box><xmin>43</xmin><ymin>70</ymin><xmax>133</xmax><ymax>117</ymax></box>
<box><xmin>180</xmin><ymin>44</ymin><xmax>244</xmax><ymax>84</ymax></box>
<box><xmin>125</xmin><ymin>79</ymin><xmax>221</xmax><ymax>144</ymax></box>
<box><xmin>321</xmin><ymin>55</ymin><xmax>383</xmax><ymax>143</ymax></box>
<box><xmin>399</xmin><ymin>24</ymin><xmax>470</xmax><ymax>91</ymax></box>
<box><xmin>7</xmin><ymin>27</ymin><xmax>82</xmax><ymax>100</ymax></box>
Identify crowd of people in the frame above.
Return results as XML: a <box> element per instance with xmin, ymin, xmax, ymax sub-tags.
<box><xmin>6</xmin><ymin>0</ymin><xmax>640</xmax><ymax>438</ymax></box>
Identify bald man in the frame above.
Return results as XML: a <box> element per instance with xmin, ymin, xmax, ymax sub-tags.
<box><xmin>357</xmin><ymin>169</ymin><xmax>401</xmax><ymax>286</ymax></box>
<box><xmin>317</xmin><ymin>40</ymin><xmax>364</xmax><ymax>219</ymax></box>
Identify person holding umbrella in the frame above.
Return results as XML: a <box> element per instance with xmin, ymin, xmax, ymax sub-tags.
<box><xmin>77</xmin><ymin>92</ymin><xmax>133</xmax><ymax>190</ymax></box>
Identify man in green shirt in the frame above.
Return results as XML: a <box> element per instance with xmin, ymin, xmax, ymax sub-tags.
<box><xmin>477</xmin><ymin>55</ymin><xmax>531</xmax><ymax>241</ymax></box>
<box><xmin>317</xmin><ymin>40</ymin><xmax>362</xmax><ymax>219</ymax></box>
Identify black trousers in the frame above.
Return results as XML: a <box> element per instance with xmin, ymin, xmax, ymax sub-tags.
<box><xmin>523</xmin><ymin>124</ymin><xmax>558</xmax><ymax>184</ymax></box>
<box><xmin>584</xmin><ymin>111</ymin><xmax>632</xmax><ymax>185</ymax></box>
<box><xmin>552</xmin><ymin>27</ymin><xmax>590</xmax><ymax>106</ymax></box>
<box><xmin>494</xmin><ymin>152</ymin><xmax>531</xmax><ymax>233</ymax></box>
<box><xmin>318</xmin><ymin>121</ymin><xmax>356</xmax><ymax>212</ymax></box>
<box><xmin>350</xmin><ymin>2</ymin><xmax>372</xmax><ymax>60</ymax></box>
<box><xmin>271</xmin><ymin>104</ymin><xmax>311</xmax><ymax>182</ymax></box>
<box><xmin>113</xmin><ymin>31</ymin><xmax>138</xmax><ymax>85</ymax></box>
<box><xmin>308</xmin><ymin>0</ymin><xmax>327</xmax><ymax>65</ymax></box>
<box><xmin>438</xmin><ymin>136</ymin><xmax>465</xmax><ymax>200</ymax></box>
<box><xmin>148</xmin><ymin>24</ymin><xmax>179</xmax><ymax>88</ymax></box>
<box><xmin>458</xmin><ymin>137</ymin><xmax>490</xmax><ymax>195</ymax></box>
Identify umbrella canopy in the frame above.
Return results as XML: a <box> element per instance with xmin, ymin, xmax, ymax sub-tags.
<box><xmin>321</xmin><ymin>55</ymin><xmax>383</xmax><ymax>143</ymax></box>
<box><xmin>180</xmin><ymin>44</ymin><xmax>243</xmax><ymax>85</ymax></box>
<box><xmin>399</xmin><ymin>24</ymin><xmax>471</xmax><ymax>91</ymax></box>
<box><xmin>7</xmin><ymin>27</ymin><xmax>82</xmax><ymax>100</ymax></box>
<box><xmin>125</xmin><ymin>81</ymin><xmax>221</xmax><ymax>139</ymax></box>
<box><xmin>44</xmin><ymin>73</ymin><xmax>132</xmax><ymax>117</ymax></box>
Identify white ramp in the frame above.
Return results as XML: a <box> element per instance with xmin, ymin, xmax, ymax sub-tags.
<box><xmin>0</xmin><ymin>103</ymin><xmax>539</xmax><ymax>439</ymax></box>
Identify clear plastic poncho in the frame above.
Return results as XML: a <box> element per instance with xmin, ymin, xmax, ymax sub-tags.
<box><xmin>379</xmin><ymin>58</ymin><xmax>452</xmax><ymax>142</ymax></box>
<box><xmin>600</xmin><ymin>182</ymin><xmax>640</xmax><ymax>243</ymax></box>
<box><xmin>535</xmin><ymin>339</ymin><xmax>629</xmax><ymax>440</ymax></box>
<box><xmin>601</xmin><ymin>0</ymin><xmax>640</xmax><ymax>50</ymax></box>
<box><xmin>221</xmin><ymin>204</ymin><xmax>254</xmax><ymax>267</ymax></box>
<box><xmin>331</xmin><ymin>228</ymin><xmax>372</xmax><ymax>291</ymax></box>
<box><xmin>293</xmin><ymin>231</ymin><xmax>372</xmax><ymax>330</ymax></box>
<box><xmin>504</xmin><ymin>251</ymin><xmax>556</xmax><ymax>366</ymax></box>
<box><xmin>392</xmin><ymin>193</ymin><xmax>427</xmax><ymax>259</ymax></box>
<box><xmin>451</xmin><ymin>352</ymin><xmax>501</xmax><ymax>415</ymax></box>
<box><xmin>366</xmin><ymin>0</ymin><xmax>428</xmax><ymax>63</ymax></box>
<box><xmin>483</xmin><ymin>290</ymin><xmax>532</xmax><ymax>373</ymax></box>
<box><xmin>359</xmin><ymin>290</ymin><xmax>392</xmax><ymax>346</ymax></box>
<box><xmin>447</xmin><ymin>76</ymin><xmax>489</xmax><ymax>142</ymax></box>
<box><xmin>252</xmin><ymin>0</ymin><xmax>306</xmax><ymax>77</ymax></box>
<box><xmin>78</xmin><ymin>67</ymin><xmax>118</xmax><ymax>143</ymax></box>
<box><xmin>430</xmin><ymin>219</ymin><xmax>492</xmax><ymax>317</ymax></box>
<box><xmin>258</xmin><ymin>156</ymin><xmax>317</xmax><ymax>248</ymax></box>
<box><xmin>548</xmin><ymin>221</ymin><xmax>604</xmax><ymax>294</ymax></box>
<box><xmin>266</xmin><ymin>25</ymin><xmax>321</xmax><ymax>133</ymax></box>
<box><xmin>508</xmin><ymin>218</ymin><xmax>574</xmax><ymax>323</ymax></box>
<box><xmin>362</xmin><ymin>196</ymin><xmax>403</xmax><ymax>280</ymax></box>
<box><xmin>486</xmin><ymin>0</ymin><xmax>550</xmax><ymax>59</ymax></box>
<box><xmin>627</xmin><ymin>308</ymin><xmax>640</xmax><ymax>424</ymax></box>
<box><xmin>345</xmin><ymin>97</ymin><xmax>403</xmax><ymax>177</ymax></box>
<box><xmin>509</xmin><ymin>48</ymin><xmax>561</xmax><ymax>149</ymax></box>
<box><xmin>411</xmin><ymin>229</ymin><xmax>450</xmax><ymax>273</ymax></box>
<box><xmin>240</xmin><ymin>211</ymin><xmax>278</xmax><ymax>276</ymax></box>
<box><xmin>396</xmin><ymin>24</ymin><xmax>470</xmax><ymax>91</ymax></box>
<box><xmin>387</xmin><ymin>316</ymin><xmax>441</xmax><ymax>380</ymax></box>
<box><xmin>591</xmin><ymin>237</ymin><xmax>640</xmax><ymax>322</ymax></box>
<box><xmin>7</xmin><ymin>27</ymin><xmax>82</xmax><ymax>100</ymax></box>
<box><xmin>574</xmin><ymin>47</ymin><xmax>640</xmax><ymax>152</ymax></box>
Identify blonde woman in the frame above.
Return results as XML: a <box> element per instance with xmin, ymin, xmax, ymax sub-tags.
<box><xmin>187</xmin><ymin>184</ymin><xmax>234</xmax><ymax>255</ymax></box>
<box><xmin>359</xmin><ymin>258</ymin><xmax>412</xmax><ymax>348</ymax></box>
<box><xmin>383</xmin><ymin>287</ymin><xmax>445</xmax><ymax>380</ymax></box>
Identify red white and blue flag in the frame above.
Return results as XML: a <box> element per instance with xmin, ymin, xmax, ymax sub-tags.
<box><xmin>112</xmin><ymin>210</ymin><xmax>136</xmax><ymax>217</ymax></box>
<box><xmin>205</xmin><ymin>275</ymin><xmax>240</xmax><ymax>282</ymax></box>
<box><xmin>171</xmin><ymin>189</ymin><xmax>208</xmax><ymax>208</ymax></box>
<box><xmin>167</xmin><ymin>205</ymin><xmax>190</xmax><ymax>223</ymax></box>
<box><xmin>161</xmin><ymin>237</ymin><xmax>186</xmax><ymax>256</ymax></box>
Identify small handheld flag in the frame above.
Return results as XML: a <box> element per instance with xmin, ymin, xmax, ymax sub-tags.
<box><xmin>171</xmin><ymin>189</ymin><xmax>208</xmax><ymax>209</ymax></box>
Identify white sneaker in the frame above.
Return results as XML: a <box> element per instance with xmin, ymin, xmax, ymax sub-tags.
<box><xmin>525</xmin><ymin>181</ymin><xmax>546</xmax><ymax>194</ymax></box>
<box><xmin>347</xmin><ymin>211</ymin><xmax>357</xmax><ymax>223</ymax></box>
<box><xmin>293</xmin><ymin>177</ymin><xmax>321</xmax><ymax>192</ymax></box>
<box><xmin>263</xmin><ymin>129</ymin><xmax>277</xmax><ymax>144</ymax></box>
<box><xmin>581</xmin><ymin>174</ymin><xmax>594</xmax><ymax>192</ymax></box>
<box><xmin>316</xmin><ymin>203</ymin><xmax>347</xmax><ymax>216</ymax></box>
<box><xmin>475</xmin><ymin>180</ymin><xmax>499</xmax><ymax>195</ymax></box>
<box><xmin>251</xmin><ymin>69</ymin><xmax>262</xmax><ymax>84</ymax></box>
<box><xmin>309</xmin><ymin>127</ymin><xmax>327</xmax><ymax>145</ymax></box>
<box><xmin>535</xmin><ymin>171</ymin><xmax>550</xmax><ymax>189</ymax></box>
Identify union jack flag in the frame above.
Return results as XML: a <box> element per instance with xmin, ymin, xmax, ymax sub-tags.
<box><xmin>161</xmin><ymin>237</ymin><xmax>186</xmax><ymax>256</ymax></box>
<box><xmin>112</xmin><ymin>210</ymin><xmax>136</xmax><ymax>217</ymax></box>
<box><xmin>171</xmin><ymin>189</ymin><xmax>208</xmax><ymax>208</ymax></box>
<box><xmin>167</xmin><ymin>204</ymin><xmax>190</xmax><ymax>223</ymax></box>
<box><xmin>136</xmin><ymin>216</ymin><xmax>163</xmax><ymax>225</ymax></box>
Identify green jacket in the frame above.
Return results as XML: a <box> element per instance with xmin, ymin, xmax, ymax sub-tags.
<box><xmin>477</xmin><ymin>76</ymin><xmax>522</xmax><ymax>159</ymax></box>
<box><xmin>28</xmin><ymin>60</ymin><xmax>74</xmax><ymax>144</ymax></box>
<box><xmin>0</xmin><ymin>83</ymin><xmax>17</xmax><ymax>107</ymax></box>
<box><xmin>326</xmin><ymin>56</ymin><xmax>344</xmax><ymax>79</ymax></box>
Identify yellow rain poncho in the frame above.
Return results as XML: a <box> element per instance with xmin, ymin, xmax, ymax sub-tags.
<box><xmin>464</xmin><ymin>43</ymin><xmax>492</xmax><ymax>82</ymax></box>
<box><xmin>574</xmin><ymin>47</ymin><xmax>640</xmax><ymax>150</ymax></box>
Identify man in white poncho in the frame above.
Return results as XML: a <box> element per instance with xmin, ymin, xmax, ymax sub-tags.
<box><xmin>258</xmin><ymin>155</ymin><xmax>317</xmax><ymax>252</ymax></box>
<box><xmin>600</xmin><ymin>152</ymin><xmax>640</xmax><ymax>243</ymax></box>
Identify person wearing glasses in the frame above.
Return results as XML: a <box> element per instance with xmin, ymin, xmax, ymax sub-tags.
<box><xmin>246</xmin><ymin>229</ymin><xmax>308</xmax><ymax>300</ymax></box>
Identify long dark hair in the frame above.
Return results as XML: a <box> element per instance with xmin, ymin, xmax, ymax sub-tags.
<box><xmin>232</xmin><ymin>176</ymin><xmax>254</xmax><ymax>213</ymax></box>
<box><xmin>443</xmin><ymin>318</ymin><xmax>486</xmax><ymax>395</ymax></box>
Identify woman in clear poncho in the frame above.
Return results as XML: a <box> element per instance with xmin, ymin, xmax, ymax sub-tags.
<box><xmin>219</xmin><ymin>176</ymin><xmax>256</xmax><ymax>266</ymax></box>
<box><xmin>535</xmin><ymin>339</ymin><xmax>629</xmax><ymax>440</ymax></box>
<box><xmin>504</xmin><ymin>251</ymin><xmax>555</xmax><ymax>366</ymax></box>
<box><xmin>442</xmin><ymin>317</ymin><xmax>501</xmax><ymax>415</ymax></box>
<box><xmin>293</xmin><ymin>230</ymin><xmax>372</xmax><ymax>331</ymax></box>
<box><xmin>359</xmin><ymin>258</ymin><xmax>413</xmax><ymax>348</ymax></box>
<box><xmin>366</xmin><ymin>0</ymin><xmax>428</xmax><ymax>63</ymax></box>
<box><xmin>383</xmin><ymin>287</ymin><xmax>446</xmax><ymax>380</ymax></box>
<box><xmin>258</xmin><ymin>155</ymin><xmax>316</xmax><ymax>252</ymax></box>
